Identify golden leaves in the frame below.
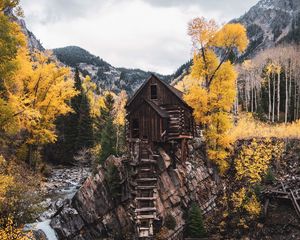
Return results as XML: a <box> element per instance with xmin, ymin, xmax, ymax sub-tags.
<box><xmin>0</xmin><ymin>216</ymin><xmax>32</xmax><ymax>240</ymax></box>
<box><xmin>230</xmin><ymin>113</ymin><xmax>300</xmax><ymax>140</ymax></box>
<box><xmin>113</xmin><ymin>90</ymin><xmax>127</xmax><ymax>126</ymax></box>
<box><xmin>188</xmin><ymin>17</ymin><xmax>218</xmax><ymax>48</ymax></box>
<box><xmin>188</xmin><ymin>17</ymin><xmax>248</xmax><ymax>54</ymax></box>
<box><xmin>235</xmin><ymin>138</ymin><xmax>284</xmax><ymax>183</ymax></box>
<box><xmin>4</xmin><ymin>49</ymin><xmax>78</xmax><ymax>145</ymax></box>
<box><xmin>212</xmin><ymin>24</ymin><xmax>248</xmax><ymax>53</ymax></box>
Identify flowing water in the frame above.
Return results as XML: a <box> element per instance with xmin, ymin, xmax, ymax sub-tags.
<box><xmin>25</xmin><ymin>166</ymin><xmax>91</xmax><ymax>240</ymax></box>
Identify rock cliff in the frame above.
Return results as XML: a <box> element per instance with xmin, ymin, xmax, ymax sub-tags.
<box><xmin>50</xmin><ymin>138</ymin><xmax>218</xmax><ymax>239</ymax></box>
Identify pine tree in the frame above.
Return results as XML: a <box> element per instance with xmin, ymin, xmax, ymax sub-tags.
<box><xmin>187</xmin><ymin>203</ymin><xmax>206</xmax><ymax>238</ymax></box>
<box><xmin>99</xmin><ymin>93</ymin><xmax>116</xmax><ymax>163</ymax></box>
<box><xmin>73</xmin><ymin>69</ymin><xmax>94</xmax><ymax>149</ymax></box>
<box><xmin>105</xmin><ymin>163</ymin><xmax>121</xmax><ymax>201</ymax></box>
<box><xmin>57</xmin><ymin>68</ymin><xmax>94</xmax><ymax>163</ymax></box>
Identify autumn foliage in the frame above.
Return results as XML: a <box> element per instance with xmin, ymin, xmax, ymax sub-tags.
<box><xmin>183</xmin><ymin>17</ymin><xmax>248</xmax><ymax>173</ymax></box>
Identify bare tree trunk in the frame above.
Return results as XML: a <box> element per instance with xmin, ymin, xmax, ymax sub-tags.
<box><xmin>285</xmin><ymin>68</ymin><xmax>288</xmax><ymax>123</ymax></box>
<box><xmin>268</xmin><ymin>74</ymin><xmax>271</xmax><ymax>121</ymax></box>
<box><xmin>293</xmin><ymin>77</ymin><xmax>297</xmax><ymax>120</ymax></box>
<box><xmin>272</xmin><ymin>72</ymin><xmax>275</xmax><ymax>123</ymax></box>
<box><xmin>277</xmin><ymin>70</ymin><xmax>280</xmax><ymax>122</ymax></box>
<box><xmin>245</xmin><ymin>86</ymin><xmax>248</xmax><ymax>112</ymax></box>
<box><xmin>288</xmin><ymin>62</ymin><xmax>292</xmax><ymax>121</ymax></box>
<box><xmin>254</xmin><ymin>87</ymin><xmax>257</xmax><ymax>112</ymax></box>
<box><xmin>297</xmin><ymin>81</ymin><xmax>299</xmax><ymax>120</ymax></box>
<box><xmin>234</xmin><ymin>77</ymin><xmax>239</xmax><ymax>116</ymax></box>
<box><xmin>251</xmin><ymin>81</ymin><xmax>254</xmax><ymax>113</ymax></box>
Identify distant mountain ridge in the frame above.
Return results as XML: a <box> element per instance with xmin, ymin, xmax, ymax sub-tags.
<box><xmin>53</xmin><ymin>46</ymin><xmax>172</xmax><ymax>95</ymax></box>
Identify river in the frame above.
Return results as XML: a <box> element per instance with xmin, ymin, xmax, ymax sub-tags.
<box><xmin>25</xmin><ymin>166</ymin><xmax>91</xmax><ymax>240</ymax></box>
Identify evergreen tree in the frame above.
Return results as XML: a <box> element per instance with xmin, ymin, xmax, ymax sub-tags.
<box><xmin>99</xmin><ymin>93</ymin><xmax>116</xmax><ymax>163</ymax></box>
<box><xmin>105</xmin><ymin>163</ymin><xmax>121</xmax><ymax>201</ymax></box>
<box><xmin>73</xmin><ymin>69</ymin><xmax>94</xmax><ymax>149</ymax></box>
<box><xmin>54</xmin><ymin>68</ymin><xmax>94</xmax><ymax>163</ymax></box>
<box><xmin>186</xmin><ymin>203</ymin><xmax>206</xmax><ymax>238</ymax></box>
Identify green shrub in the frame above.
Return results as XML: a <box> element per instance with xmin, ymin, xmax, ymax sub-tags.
<box><xmin>187</xmin><ymin>203</ymin><xmax>206</xmax><ymax>238</ymax></box>
<box><xmin>164</xmin><ymin>213</ymin><xmax>176</xmax><ymax>230</ymax></box>
<box><xmin>105</xmin><ymin>163</ymin><xmax>121</xmax><ymax>201</ymax></box>
<box><xmin>264</xmin><ymin>168</ymin><xmax>275</xmax><ymax>183</ymax></box>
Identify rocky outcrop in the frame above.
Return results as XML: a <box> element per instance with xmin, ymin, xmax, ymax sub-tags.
<box><xmin>50</xmin><ymin>139</ymin><xmax>218</xmax><ymax>239</ymax></box>
<box><xmin>4</xmin><ymin>7</ymin><xmax>45</xmax><ymax>52</ymax></box>
<box><xmin>50</xmin><ymin>157</ymin><xmax>133</xmax><ymax>240</ymax></box>
<box><xmin>232</xmin><ymin>0</ymin><xmax>300</xmax><ymax>59</ymax></box>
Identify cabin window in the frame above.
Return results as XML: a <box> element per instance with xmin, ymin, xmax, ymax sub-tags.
<box><xmin>150</xmin><ymin>84</ymin><xmax>158</xmax><ymax>100</ymax></box>
<box><xmin>132</xmin><ymin>118</ymin><xmax>139</xmax><ymax>138</ymax></box>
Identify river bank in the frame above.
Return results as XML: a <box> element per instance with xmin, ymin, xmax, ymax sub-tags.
<box><xmin>25</xmin><ymin>166</ymin><xmax>91</xmax><ymax>240</ymax></box>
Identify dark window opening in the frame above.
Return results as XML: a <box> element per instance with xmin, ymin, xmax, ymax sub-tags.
<box><xmin>140</xmin><ymin>220</ymin><xmax>148</xmax><ymax>227</ymax></box>
<box><xmin>132</xmin><ymin>118</ymin><xmax>139</xmax><ymax>138</ymax></box>
<box><xmin>150</xmin><ymin>84</ymin><xmax>158</xmax><ymax>100</ymax></box>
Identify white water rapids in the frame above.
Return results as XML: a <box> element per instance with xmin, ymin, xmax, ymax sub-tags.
<box><xmin>25</xmin><ymin>167</ymin><xmax>90</xmax><ymax>240</ymax></box>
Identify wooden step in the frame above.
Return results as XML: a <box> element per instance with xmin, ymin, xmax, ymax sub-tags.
<box><xmin>136</xmin><ymin>197</ymin><xmax>156</xmax><ymax>201</ymax></box>
<box><xmin>136</xmin><ymin>178</ymin><xmax>157</xmax><ymax>182</ymax></box>
<box><xmin>136</xmin><ymin>185</ymin><xmax>156</xmax><ymax>190</ymax></box>
<box><xmin>136</xmin><ymin>214</ymin><xmax>156</xmax><ymax>220</ymax></box>
<box><xmin>130</xmin><ymin>162</ymin><xmax>138</xmax><ymax>166</ymax></box>
<box><xmin>135</xmin><ymin>207</ymin><xmax>156</xmax><ymax>213</ymax></box>
<box><xmin>140</xmin><ymin>159</ymin><xmax>157</xmax><ymax>164</ymax></box>
<box><xmin>139</xmin><ymin>168</ymin><xmax>153</xmax><ymax>172</ymax></box>
<box><xmin>138</xmin><ymin>227</ymin><xmax>150</xmax><ymax>231</ymax></box>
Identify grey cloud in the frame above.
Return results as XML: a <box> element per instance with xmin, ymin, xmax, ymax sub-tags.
<box><xmin>143</xmin><ymin>0</ymin><xmax>259</xmax><ymax>20</ymax></box>
<box><xmin>23</xmin><ymin>0</ymin><xmax>259</xmax><ymax>24</ymax></box>
<box><xmin>22</xmin><ymin>0</ymin><xmax>110</xmax><ymax>24</ymax></box>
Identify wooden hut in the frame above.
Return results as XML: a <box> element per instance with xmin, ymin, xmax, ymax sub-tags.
<box><xmin>126</xmin><ymin>74</ymin><xmax>195</xmax><ymax>143</ymax></box>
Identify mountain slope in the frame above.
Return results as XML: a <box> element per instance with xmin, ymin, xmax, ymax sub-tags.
<box><xmin>53</xmin><ymin>46</ymin><xmax>172</xmax><ymax>95</ymax></box>
<box><xmin>173</xmin><ymin>0</ymin><xmax>300</xmax><ymax>82</ymax></box>
<box><xmin>5</xmin><ymin>7</ymin><xmax>44</xmax><ymax>52</ymax></box>
<box><xmin>232</xmin><ymin>0</ymin><xmax>300</xmax><ymax>59</ymax></box>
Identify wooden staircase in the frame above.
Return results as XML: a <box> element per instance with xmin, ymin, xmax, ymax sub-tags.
<box><xmin>129</xmin><ymin>140</ymin><xmax>159</xmax><ymax>239</ymax></box>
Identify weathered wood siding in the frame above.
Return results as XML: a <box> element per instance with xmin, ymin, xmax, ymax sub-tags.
<box><xmin>129</xmin><ymin>101</ymin><xmax>167</xmax><ymax>142</ymax></box>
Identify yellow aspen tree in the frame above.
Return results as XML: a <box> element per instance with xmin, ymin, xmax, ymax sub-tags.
<box><xmin>4</xmin><ymin>49</ymin><xmax>78</xmax><ymax>166</ymax></box>
<box><xmin>184</xmin><ymin>17</ymin><xmax>248</xmax><ymax>174</ymax></box>
<box><xmin>113</xmin><ymin>90</ymin><xmax>128</xmax><ymax>154</ymax></box>
<box><xmin>0</xmin><ymin>0</ymin><xmax>25</xmax><ymax>133</ymax></box>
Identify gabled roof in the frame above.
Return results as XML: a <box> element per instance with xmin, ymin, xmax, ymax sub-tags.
<box><xmin>126</xmin><ymin>74</ymin><xmax>191</xmax><ymax>110</ymax></box>
<box><xmin>127</xmin><ymin>98</ymin><xmax>169</xmax><ymax>118</ymax></box>
<box><xmin>144</xmin><ymin>99</ymin><xmax>169</xmax><ymax>118</ymax></box>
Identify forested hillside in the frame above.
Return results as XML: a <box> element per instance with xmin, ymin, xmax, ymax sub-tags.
<box><xmin>53</xmin><ymin>46</ymin><xmax>172</xmax><ymax>95</ymax></box>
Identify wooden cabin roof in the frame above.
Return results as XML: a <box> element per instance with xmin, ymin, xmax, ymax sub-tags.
<box><xmin>126</xmin><ymin>74</ymin><xmax>192</xmax><ymax>110</ymax></box>
<box><xmin>144</xmin><ymin>99</ymin><xmax>169</xmax><ymax>118</ymax></box>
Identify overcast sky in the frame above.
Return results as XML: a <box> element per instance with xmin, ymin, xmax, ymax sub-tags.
<box><xmin>21</xmin><ymin>0</ymin><xmax>259</xmax><ymax>74</ymax></box>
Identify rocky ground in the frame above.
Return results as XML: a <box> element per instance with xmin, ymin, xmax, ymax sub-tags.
<box><xmin>25</xmin><ymin>166</ymin><xmax>91</xmax><ymax>240</ymax></box>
